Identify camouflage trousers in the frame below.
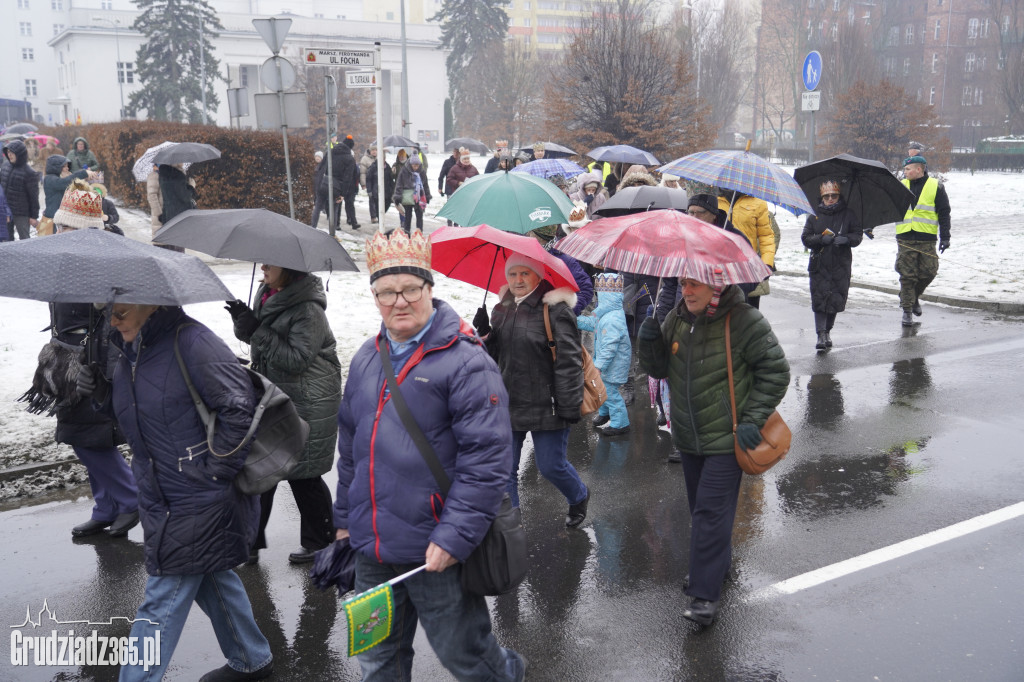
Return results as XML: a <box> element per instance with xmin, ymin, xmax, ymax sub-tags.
<box><xmin>895</xmin><ymin>240</ymin><xmax>939</xmax><ymax>309</ymax></box>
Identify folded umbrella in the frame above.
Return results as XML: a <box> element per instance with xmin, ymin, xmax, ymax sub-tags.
<box><xmin>592</xmin><ymin>185</ymin><xmax>690</xmax><ymax>218</ymax></box>
<box><xmin>793</xmin><ymin>153</ymin><xmax>915</xmax><ymax>231</ymax></box>
<box><xmin>659</xmin><ymin>148</ymin><xmax>814</xmax><ymax>217</ymax></box>
<box><xmin>309</xmin><ymin>537</ymin><xmax>357</xmax><ymax>597</ymax></box>
<box><xmin>554</xmin><ymin>209</ymin><xmax>771</xmax><ymax>283</ymax></box>
<box><xmin>154</xmin><ymin>208</ymin><xmax>358</xmax><ymax>273</ymax></box>
<box><xmin>509</xmin><ymin>158</ymin><xmax>587</xmax><ymax>180</ymax></box>
<box><xmin>430</xmin><ymin>224</ymin><xmax>579</xmax><ymax>297</ymax></box>
<box><xmin>0</xmin><ymin>229</ymin><xmax>232</xmax><ymax>305</ymax></box>
<box><xmin>153</xmin><ymin>142</ymin><xmax>221</xmax><ymax>166</ymax></box>
<box><xmin>587</xmin><ymin>144</ymin><xmax>659</xmax><ymax>166</ymax></box>
<box><xmin>133</xmin><ymin>141</ymin><xmax>189</xmax><ymax>182</ymax></box>
<box><xmin>436</xmin><ymin>171</ymin><xmax>575</xmax><ymax>234</ymax></box>
<box><xmin>445</xmin><ymin>137</ymin><xmax>490</xmax><ymax>154</ymax></box>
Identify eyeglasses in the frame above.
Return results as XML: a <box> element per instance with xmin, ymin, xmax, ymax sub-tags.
<box><xmin>821</xmin><ymin>193</ymin><xmax>840</xmax><ymax>200</ymax></box>
<box><xmin>373</xmin><ymin>285</ymin><xmax>427</xmax><ymax>306</ymax></box>
<box><xmin>104</xmin><ymin>308</ymin><xmax>130</xmax><ymax>321</ymax></box>
<box><xmin>687</xmin><ymin>207</ymin><xmax>712</xmax><ymax>217</ymax></box>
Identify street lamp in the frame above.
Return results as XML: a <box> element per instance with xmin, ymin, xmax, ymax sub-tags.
<box><xmin>92</xmin><ymin>16</ymin><xmax>125</xmax><ymax>119</ymax></box>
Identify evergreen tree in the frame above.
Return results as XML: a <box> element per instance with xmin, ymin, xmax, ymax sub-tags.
<box><xmin>128</xmin><ymin>0</ymin><xmax>224</xmax><ymax>123</ymax></box>
<box><xmin>430</xmin><ymin>0</ymin><xmax>510</xmax><ymax>105</ymax></box>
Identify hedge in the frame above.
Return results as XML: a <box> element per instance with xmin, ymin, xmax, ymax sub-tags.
<box><xmin>35</xmin><ymin>121</ymin><xmax>317</xmax><ymax>219</ymax></box>
<box><xmin>948</xmin><ymin>152</ymin><xmax>1024</xmax><ymax>173</ymax></box>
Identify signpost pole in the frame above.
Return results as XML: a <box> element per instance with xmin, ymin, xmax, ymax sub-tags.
<box><xmin>809</xmin><ymin>111</ymin><xmax>816</xmax><ymax>163</ymax></box>
<box><xmin>375</xmin><ymin>42</ymin><xmax>385</xmax><ymax>233</ymax></box>
<box><xmin>326</xmin><ymin>74</ymin><xmax>336</xmax><ymax>236</ymax></box>
<box><xmin>277</xmin><ymin>59</ymin><xmax>296</xmax><ymax>220</ymax></box>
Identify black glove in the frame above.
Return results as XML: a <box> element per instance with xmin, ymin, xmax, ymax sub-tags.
<box><xmin>820</xmin><ymin>233</ymin><xmax>834</xmax><ymax>245</ymax></box>
<box><xmin>583</xmin><ymin>193</ymin><xmax>594</xmax><ymax>204</ymax></box>
<box><xmin>864</xmin><ymin>227</ymin><xmax>874</xmax><ymax>240</ymax></box>
<box><xmin>833</xmin><ymin>235</ymin><xmax>849</xmax><ymax>246</ymax></box>
<box><xmin>224</xmin><ymin>299</ymin><xmax>251</xmax><ymax>321</ymax></box>
<box><xmin>735</xmin><ymin>423</ymin><xmax>762</xmax><ymax>451</ymax></box>
<box><xmin>939</xmin><ymin>240</ymin><xmax>949</xmax><ymax>253</ymax></box>
<box><xmin>637</xmin><ymin>316</ymin><xmax>661</xmax><ymax>343</ymax></box>
<box><xmin>76</xmin><ymin>362</ymin><xmax>110</xmax><ymax>403</ymax></box>
<box><xmin>472</xmin><ymin>305</ymin><xmax>491</xmax><ymax>336</ymax></box>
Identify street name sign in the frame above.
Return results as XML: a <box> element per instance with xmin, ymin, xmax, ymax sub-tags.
<box><xmin>304</xmin><ymin>48</ymin><xmax>378</xmax><ymax>68</ymax></box>
<box><xmin>346</xmin><ymin>71</ymin><xmax>377</xmax><ymax>88</ymax></box>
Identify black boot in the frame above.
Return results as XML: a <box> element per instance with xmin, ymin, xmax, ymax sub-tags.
<box><xmin>824</xmin><ymin>330</ymin><xmax>833</xmax><ymax>348</ymax></box>
<box><xmin>901</xmin><ymin>309</ymin><xmax>914</xmax><ymax>327</ymax></box>
<box><xmin>815</xmin><ymin>331</ymin><xmax>828</xmax><ymax>350</ymax></box>
<box><xmin>912</xmin><ymin>299</ymin><xmax>923</xmax><ymax>316</ymax></box>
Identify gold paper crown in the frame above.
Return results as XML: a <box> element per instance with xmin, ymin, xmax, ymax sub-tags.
<box><xmin>568</xmin><ymin>204</ymin><xmax>588</xmax><ymax>223</ymax></box>
<box><xmin>595</xmin><ymin>273</ymin><xmax>623</xmax><ymax>292</ymax></box>
<box><xmin>495</xmin><ymin>140</ymin><xmax>508</xmax><ymax>147</ymax></box>
<box><xmin>819</xmin><ymin>180</ymin><xmax>841</xmax><ymax>195</ymax></box>
<box><xmin>365</xmin><ymin>229</ymin><xmax>433</xmax><ymax>283</ymax></box>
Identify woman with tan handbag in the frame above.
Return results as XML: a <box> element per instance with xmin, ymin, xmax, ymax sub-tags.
<box><xmin>637</xmin><ymin>275</ymin><xmax>789</xmax><ymax>625</ymax></box>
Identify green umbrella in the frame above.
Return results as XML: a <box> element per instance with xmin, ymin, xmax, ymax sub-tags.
<box><xmin>436</xmin><ymin>170</ymin><xmax>575</xmax><ymax>233</ymax></box>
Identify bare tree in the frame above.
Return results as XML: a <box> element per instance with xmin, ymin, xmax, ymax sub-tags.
<box><xmin>991</xmin><ymin>0</ymin><xmax>1024</xmax><ymax>134</ymax></box>
<box><xmin>543</xmin><ymin>0</ymin><xmax>711</xmax><ymax>159</ymax></box>
<box><xmin>818</xmin><ymin>19</ymin><xmax>881</xmax><ymax>112</ymax></box>
<box><xmin>293</xmin><ymin>64</ymin><xmax>375</xmax><ymax>148</ymax></box>
<box><xmin>456</xmin><ymin>40</ymin><xmax>545</xmax><ymax>146</ymax></box>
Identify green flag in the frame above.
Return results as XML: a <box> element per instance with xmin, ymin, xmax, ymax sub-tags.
<box><xmin>343</xmin><ymin>583</ymin><xmax>394</xmax><ymax>656</ymax></box>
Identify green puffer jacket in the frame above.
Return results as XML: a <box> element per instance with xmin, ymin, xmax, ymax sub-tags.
<box><xmin>236</xmin><ymin>275</ymin><xmax>342</xmax><ymax>478</ymax></box>
<box><xmin>638</xmin><ymin>286</ymin><xmax>789</xmax><ymax>456</ymax></box>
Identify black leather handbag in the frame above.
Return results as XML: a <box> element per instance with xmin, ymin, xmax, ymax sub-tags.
<box><xmin>379</xmin><ymin>345</ymin><xmax>527</xmax><ymax>597</ymax></box>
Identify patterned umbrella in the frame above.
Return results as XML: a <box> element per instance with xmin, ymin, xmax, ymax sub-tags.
<box><xmin>554</xmin><ymin>209</ymin><xmax>771</xmax><ymax>283</ymax></box>
<box><xmin>509</xmin><ymin>158</ymin><xmax>587</xmax><ymax>180</ymax></box>
<box><xmin>132</xmin><ymin>141</ymin><xmax>189</xmax><ymax>182</ymax></box>
<box><xmin>659</xmin><ymin>149</ymin><xmax>814</xmax><ymax>216</ymax></box>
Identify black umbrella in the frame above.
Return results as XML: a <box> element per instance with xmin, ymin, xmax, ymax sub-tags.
<box><xmin>154</xmin><ymin>208</ymin><xmax>359</xmax><ymax>274</ymax></box>
<box><xmin>587</xmin><ymin>144</ymin><xmax>660</xmax><ymax>166</ymax></box>
<box><xmin>153</xmin><ymin>142</ymin><xmax>221</xmax><ymax>166</ymax></box>
<box><xmin>382</xmin><ymin>134</ymin><xmax>418</xmax><ymax>149</ymax></box>
<box><xmin>309</xmin><ymin>537</ymin><xmax>357</xmax><ymax>596</ymax></box>
<box><xmin>593</xmin><ymin>185</ymin><xmax>691</xmax><ymax>218</ymax></box>
<box><xmin>0</xmin><ymin>229</ymin><xmax>232</xmax><ymax>305</ymax></box>
<box><xmin>519</xmin><ymin>142</ymin><xmax>577</xmax><ymax>160</ymax></box>
<box><xmin>5</xmin><ymin>123</ymin><xmax>38</xmax><ymax>134</ymax></box>
<box><xmin>445</xmin><ymin>137</ymin><xmax>490</xmax><ymax>154</ymax></box>
<box><xmin>794</xmin><ymin>153</ymin><xmax>915</xmax><ymax>232</ymax></box>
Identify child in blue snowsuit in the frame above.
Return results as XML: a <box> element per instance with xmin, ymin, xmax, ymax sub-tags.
<box><xmin>577</xmin><ymin>273</ymin><xmax>631</xmax><ymax>436</ymax></box>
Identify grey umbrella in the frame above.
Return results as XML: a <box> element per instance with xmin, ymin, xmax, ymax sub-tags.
<box><xmin>154</xmin><ymin>208</ymin><xmax>359</xmax><ymax>274</ymax></box>
<box><xmin>445</xmin><ymin>137</ymin><xmax>490</xmax><ymax>154</ymax></box>
<box><xmin>153</xmin><ymin>142</ymin><xmax>221</xmax><ymax>166</ymax></box>
<box><xmin>593</xmin><ymin>185</ymin><xmax>690</xmax><ymax>218</ymax></box>
<box><xmin>5</xmin><ymin>123</ymin><xmax>38</xmax><ymax>134</ymax></box>
<box><xmin>0</xmin><ymin>229</ymin><xmax>233</xmax><ymax>305</ymax></box>
<box><xmin>382</xmin><ymin>134</ymin><xmax>418</xmax><ymax>148</ymax></box>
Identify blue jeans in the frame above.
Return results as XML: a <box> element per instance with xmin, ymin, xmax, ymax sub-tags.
<box><xmin>598</xmin><ymin>382</ymin><xmax>629</xmax><ymax>428</ymax></box>
<box><xmin>73</xmin><ymin>445</ymin><xmax>138</xmax><ymax>521</ymax></box>
<box><xmin>118</xmin><ymin>570</ymin><xmax>272</xmax><ymax>681</ymax></box>
<box><xmin>507</xmin><ymin>428</ymin><xmax>588</xmax><ymax>508</ymax></box>
<box><xmin>679</xmin><ymin>452</ymin><xmax>743</xmax><ymax>602</ymax></box>
<box><xmin>354</xmin><ymin>553</ymin><xmax>524</xmax><ymax>682</ymax></box>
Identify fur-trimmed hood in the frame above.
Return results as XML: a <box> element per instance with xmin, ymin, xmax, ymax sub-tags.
<box><xmin>498</xmin><ymin>282</ymin><xmax>578</xmax><ymax>311</ymax></box>
<box><xmin>618</xmin><ymin>168</ymin><xmax>657</xmax><ymax>190</ymax></box>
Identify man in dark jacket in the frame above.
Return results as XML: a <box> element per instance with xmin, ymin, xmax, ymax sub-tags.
<box><xmin>330</xmin><ymin>136</ymin><xmax>361</xmax><ymax>230</ymax></box>
<box><xmin>484</xmin><ymin>141</ymin><xmax>507</xmax><ymax>174</ymax></box>
<box><xmin>77</xmin><ymin>305</ymin><xmax>273</xmax><ymax>682</ymax></box>
<box><xmin>896</xmin><ymin>155</ymin><xmax>951</xmax><ymax>326</ymax></box>
<box><xmin>1</xmin><ymin>140</ymin><xmax>40</xmax><ymax>240</ymax></box>
<box><xmin>437</xmin><ymin>147</ymin><xmax>458</xmax><ymax>196</ymax></box>
<box><xmin>365</xmin><ymin>149</ymin><xmax>394</xmax><ymax>225</ymax></box>
<box><xmin>335</xmin><ymin>230</ymin><xmax>526</xmax><ymax>681</ymax></box>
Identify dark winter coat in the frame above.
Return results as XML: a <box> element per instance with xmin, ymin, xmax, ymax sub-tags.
<box><xmin>901</xmin><ymin>173</ymin><xmax>951</xmax><ymax>243</ymax></box>
<box><xmin>52</xmin><ymin>302</ymin><xmax>123</xmax><ymax>449</ymax></box>
<box><xmin>446</xmin><ymin>160</ymin><xmax>479</xmax><ymax>195</ymax></box>
<box><xmin>366</xmin><ymin>160</ymin><xmax>394</xmax><ymax>206</ymax></box>
<box><xmin>236</xmin><ymin>276</ymin><xmax>341</xmax><ymax>479</ymax></box>
<box><xmin>42</xmin><ymin>155</ymin><xmax>89</xmax><ymax>219</ymax></box>
<box><xmin>327</xmin><ymin>144</ymin><xmax>360</xmax><ymax>197</ymax></box>
<box><xmin>333</xmin><ymin>300</ymin><xmax>511</xmax><ymax>564</ymax></box>
<box><xmin>67</xmin><ymin>137</ymin><xmax>100</xmax><ymax>172</ymax></box>
<box><xmin>639</xmin><ymin>286</ymin><xmax>789</xmax><ymax>457</ymax></box>
<box><xmin>551</xmin><ymin>249</ymin><xmax>593</xmax><ymax>315</ymax></box>
<box><xmin>438</xmin><ymin>154</ymin><xmax>458</xmax><ymax>194</ymax></box>
<box><xmin>392</xmin><ymin>160</ymin><xmax>432</xmax><ymax>205</ymax></box>
<box><xmin>158</xmin><ymin>164</ymin><xmax>196</xmax><ymax>224</ymax></box>
<box><xmin>108</xmin><ymin>307</ymin><xmax>259</xmax><ymax>576</ymax></box>
<box><xmin>1</xmin><ymin>140</ymin><xmax>40</xmax><ymax>219</ymax></box>
<box><xmin>800</xmin><ymin>200</ymin><xmax>863</xmax><ymax>314</ymax></box>
<box><xmin>486</xmin><ymin>280</ymin><xmax>583</xmax><ymax>431</ymax></box>
<box><xmin>484</xmin><ymin>156</ymin><xmax>501</xmax><ymax>174</ymax></box>
<box><xmin>0</xmin><ymin>185</ymin><xmax>9</xmax><ymax>240</ymax></box>
<box><xmin>313</xmin><ymin>156</ymin><xmax>328</xmax><ymax>198</ymax></box>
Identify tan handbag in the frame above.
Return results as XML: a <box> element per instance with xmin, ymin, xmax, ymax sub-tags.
<box><xmin>36</xmin><ymin>216</ymin><xmax>55</xmax><ymax>236</ymax></box>
<box><xmin>543</xmin><ymin>304</ymin><xmax>607</xmax><ymax>416</ymax></box>
<box><xmin>724</xmin><ymin>311</ymin><xmax>791</xmax><ymax>474</ymax></box>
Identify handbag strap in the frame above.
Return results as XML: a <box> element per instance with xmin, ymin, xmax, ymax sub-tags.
<box><xmin>541</xmin><ymin>304</ymin><xmax>557</xmax><ymax>362</ymax></box>
<box><xmin>173</xmin><ymin>324</ymin><xmax>264</xmax><ymax>459</ymax></box>
<box><xmin>378</xmin><ymin>342</ymin><xmax>452</xmax><ymax>496</ymax></box>
<box><xmin>724</xmin><ymin>311</ymin><xmax>739</xmax><ymax>434</ymax></box>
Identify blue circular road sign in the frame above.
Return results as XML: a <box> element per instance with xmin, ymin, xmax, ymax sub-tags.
<box><xmin>802</xmin><ymin>51</ymin><xmax>823</xmax><ymax>91</ymax></box>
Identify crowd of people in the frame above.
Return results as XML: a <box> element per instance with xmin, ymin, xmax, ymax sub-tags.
<box><xmin>3</xmin><ymin>128</ymin><xmax>955</xmax><ymax>680</ymax></box>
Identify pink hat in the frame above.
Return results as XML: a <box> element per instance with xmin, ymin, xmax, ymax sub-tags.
<box><xmin>505</xmin><ymin>253</ymin><xmax>544</xmax><ymax>278</ymax></box>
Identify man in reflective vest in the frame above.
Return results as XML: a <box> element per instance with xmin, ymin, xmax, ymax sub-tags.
<box><xmin>895</xmin><ymin>155</ymin><xmax>951</xmax><ymax>327</ymax></box>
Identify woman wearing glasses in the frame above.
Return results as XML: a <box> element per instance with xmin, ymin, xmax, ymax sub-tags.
<box><xmin>225</xmin><ymin>265</ymin><xmax>342</xmax><ymax>566</ymax></box>
<box><xmin>800</xmin><ymin>179</ymin><xmax>864</xmax><ymax>350</ymax></box>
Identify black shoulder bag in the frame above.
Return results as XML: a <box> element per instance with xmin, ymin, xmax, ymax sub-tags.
<box><xmin>379</xmin><ymin>343</ymin><xmax>527</xmax><ymax>597</ymax></box>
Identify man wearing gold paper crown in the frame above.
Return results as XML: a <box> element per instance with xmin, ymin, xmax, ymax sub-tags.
<box><xmin>333</xmin><ymin>230</ymin><xmax>526</xmax><ymax>681</ymax></box>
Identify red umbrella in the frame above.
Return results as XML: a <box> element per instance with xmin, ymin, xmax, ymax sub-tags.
<box><xmin>554</xmin><ymin>209</ymin><xmax>771</xmax><ymax>284</ymax></box>
<box><xmin>430</xmin><ymin>224</ymin><xmax>579</xmax><ymax>303</ymax></box>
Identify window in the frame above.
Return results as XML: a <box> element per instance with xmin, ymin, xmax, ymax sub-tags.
<box><xmin>386</xmin><ymin>11</ymin><xmax>394</xmax><ymax>20</ymax></box>
<box><xmin>931</xmin><ymin>53</ymin><xmax>938</xmax><ymax>73</ymax></box>
<box><xmin>886</xmin><ymin>26</ymin><xmax>898</xmax><ymax>46</ymax></box>
<box><xmin>998</xmin><ymin>50</ymin><xmax>1006</xmax><ymax>70</ymax></box>
<box><xmin>833</xmin><ymin>0</ymin><xmax>840</xmax><ymax>10</ymax></box>
<box><xmin>981</xmin><ymin>19</ymin><xmax>989</xmax><ymax>38</ymax></box>
<box><xmin>863</xmin><ymin>10</ymin><xmax>870</xmax><ymax>26</ymax></box>
<box><xmin>20</xmin><ymin>22</ymin><xmax>32</xmax><ymax>36</ymax></box>
<box><xmin>831</xmin><ymin>23</ymin><xmax>838</xmax><ymax>41</ymax></box>
<box><xmin>240</xmin><ymin>67</ymin><xmax>249</xmax><ymax>88</ymax></box>
<box><xmin>1004</xmin><ymin>15</ymin><xmax>1011</xmax><ymax>36</ymax></box>
<box><xmin>847</xmin><ymin>6</ymin><xmax>854</xmax><ymax>24</ymax></box>
<box><xmin>967</xmin><ymin>18</ymin><xmax>978</xmax><ymax>39</ymax></box>
<box><xmin>920</xmin><ymin>25</ymin><xmax>925</xmax><ymax>44</ymax></box>
<box><xmin>929</xmin><ymin>86</ymin><xmax>935</xmax><ymax>105</ymax></box>
<box><xmin>22</xmin><ymin>48</ymin><xmax>34</xmax><ymax>61</ymax></box>
<box><xmin>962</xmin><ymin>86</ymin><xmax>971</xmax><ymax>106</ymax></box>
<box><xmin>905</xmin><ymin>24</ymin><xmax>914</xmax><ymax>44</ymax></box>
<box><xmin>314</xmin><ymin>13</ymin><xmax>323</xmax><ymax>18</ymax></box>
<box><xmin>524</xmin><ymin>17</ymin><xmax>532</xmax><ymax>26</ymax></box>
<box><xmin>965</xmin><ymin>52</ymin><xmax>975</xmax><ymax>72</ymax></box>
<box><xmin>53</xmin><ymin>24</ymin><xmax>64</xmax><ymax>35</ymax></box>
<box><xmin>934</xmin><ymin>19</ymin><xmax>941</xmax><ymax>40</ymax></box>
<box><xmin>524</xmin><ymin>1</ymin><xmax>530</xmax><ymax>8</ymax></box>
<box><xmin>25</xmin><ymin>79</ymin><xmax>37</xmax><ymax>97</ymax></box>
<box><xmin>975</xmin><ymin>88</ymin><xmax>983</xmax><ymax>105</ymax></box>
<box><xmin>118</xmin><ymin>62</ymin><xmax>134</xmax><ymax>84</ymax></box>
<box><xmin>52</xmin><ymin>0</ymin><xmax>63</xmax><ymax>7</ymax></box>
<box><xmin>903</xmin><ymin>57</ymin><xmax>911</xmax><ymax>75</ymax></box>
<box><xmin>18</xmin><ymin>0</ymin><xmax>29</xmax><ymax>8</ymax></box>
<box><xmin>101</xmin><ymin>0</ymin><xmax>112</xmax><ymax>7</ymax></box>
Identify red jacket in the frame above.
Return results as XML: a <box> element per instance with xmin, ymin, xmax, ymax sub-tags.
<box><xmin>445</xmin><ymin>161</ymin><xmax>479</xmax><ymax>195</ymax></box>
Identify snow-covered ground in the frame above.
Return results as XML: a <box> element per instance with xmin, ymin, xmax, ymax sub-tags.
<box><xmin>1</xmin><ymin>161</ymin><xmax>1020</xmax><ymax>491</ymax></box>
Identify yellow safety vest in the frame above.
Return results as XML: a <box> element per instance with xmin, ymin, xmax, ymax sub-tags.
<box><xmin>587</xmin><ymin>161</ymin><xmax>612</xmax><ymax>183</ymax></box>
<box><xmin>896</xmin><ymin>177</ymin><xmax>939</xmax><ymax>236</ymax></box>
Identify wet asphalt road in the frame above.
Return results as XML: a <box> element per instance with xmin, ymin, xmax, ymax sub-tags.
<box><xmin>2</xmin><ymin>287</ymin><xmax>1023</xmax><ymax>681</ymax></box>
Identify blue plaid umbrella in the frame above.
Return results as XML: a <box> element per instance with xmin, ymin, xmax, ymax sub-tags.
<box><xmin>509</xmin><ymin>158</ymin><xmax>586</xmax><ymax>180</ymax></box>
<box><xmin>659</xmin><ymin>150</ymin><xmax>815</xmax><ymax>216</ymax></box>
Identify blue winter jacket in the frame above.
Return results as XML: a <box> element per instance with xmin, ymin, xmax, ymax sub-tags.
<box><xmin>107</xmin><ymin>306</ymin><xmax>259</xmax><ymax>576</ymax></box>
<box><xmin>577</xmin><ymin>289</ymin><xmax>631</xmax><ymax>385</ymax></box>
<box><xmin>333</xmin><ymin>299</ymin><xmax>512</xmax><ymax>565</ymax></box>
<box><xmin>551</xmin><ymin>249</ymin><xmax>593</xmax><ymax>315</ymax></box>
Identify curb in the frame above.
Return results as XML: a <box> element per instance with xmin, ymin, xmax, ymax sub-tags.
<box><xmin>775</xmin><ymin>271</ymin><xmax>1024</xmax><ymax>315</ymax></box>
<box><xmin>0</xmin><ymin>458</ymin><xmax>82</xmax><ymax>483</ymax></box>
